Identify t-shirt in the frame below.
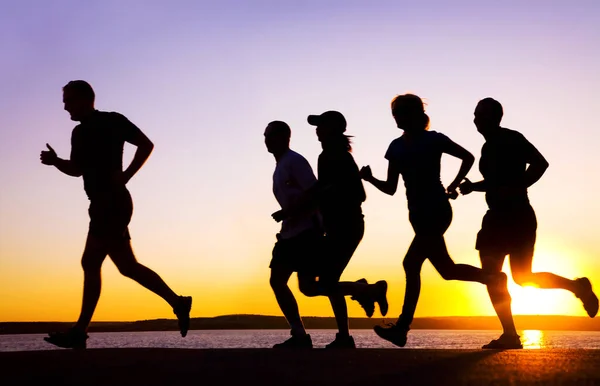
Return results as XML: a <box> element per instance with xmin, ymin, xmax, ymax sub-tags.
<box><xmin>273</xmin><ymin>149</ymin><xmax>322</xmax><ymax>239</ymax></box>
<box><xmin>479</xmin><ymin>127</ymin><xmax>540</xmax><ymax>210</ymax></box>
<box><xmin>385</xmin><ymin>130</ymin><xmax>450</xmax><ymax>210</ymax></box>
<box><xmin>317</xmin><ymin>148</ymin><xmax>366</xmax><ymax>227</ymax></box>
<box><xmin>70</xmin><ymin>110</ymin><xmax>143</xmax><ymax>200</ymax></box>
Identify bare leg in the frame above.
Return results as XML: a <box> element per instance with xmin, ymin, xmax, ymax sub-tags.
<box><xmin>74</xmin><ymin>235</ymin><xmax>108</xmax><ymax>332</ymax></box>
<box><xmin>299</xmin><ymin>276</ymin><xmax>352</xmax><ymax>336</ymax></box>
<box><xmin>398</xmin><ymin>236</ymin><xmax>427</xmax><ymax>327</ymax></box>
<box><xmin>270</xmin><ymin>268</ymin><xmax>306</xmax><ymax>335</ymax></box>
<box><xmin>510</xmin><ymin>250</ymin><xmax>577</xmax><ymax>292</ymax></box>
<box><xmin>337</xmin><ymin>281</ymin><xmax>370</xmax><ymax>297</ymax></box>
<box><xmin>428</xmin><ymin>236</ymin><xmax>496</xmax><ymax>284</ymax></box>
<box><xmin>480</xmin><ymin>252</ymin><xmax>517</xmax><ymax>336</ymax></box>
<box><xmin>329</xmin><ymin>293</ymin><xmax>350</xmax><ymax>336</ymax></box>
<box><xmin>108</xmin><ymin>239</ymin><xmax>179</xmax><ymax>307</ymax></box>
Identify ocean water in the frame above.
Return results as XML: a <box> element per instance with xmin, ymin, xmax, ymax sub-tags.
<box><xmin>2</xmin><ymin>329</ymin><xmax>600</xmax><ymax>352</ymax></box>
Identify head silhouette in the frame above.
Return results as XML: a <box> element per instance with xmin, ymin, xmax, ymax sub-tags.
<box><xmin>474</xmin><ymin>97</ymin><xmax>503</xmax><ymax>135</ymax></box>
<box><xmin>63</xmin><ymin>80</ymin><xmax>95</xmax><ymax>122</ymax></box>
<box><xmin>391</xmin><ymin>94</ymin><xmax>430</xmax><ymax>133</ymax></box>
<box><xmin>264</xmin><ymin>121</ymin><xmax>291</xmax><ymax>158</ymax></box>
<box><xmin>307</xmin><ymin>111</ymin><xmax>352</xmax><ymax>151</ymax></box>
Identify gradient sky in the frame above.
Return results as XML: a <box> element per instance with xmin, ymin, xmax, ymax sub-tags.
<box><xmin>1</xmin><ymin>0</ymin><xmax>599</xmax><ymax>322</ymax></box>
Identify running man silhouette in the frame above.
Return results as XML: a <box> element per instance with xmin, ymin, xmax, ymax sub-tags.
<box><xmin>360</xmin><ymin>94</ymin><xmax>505</xmax><ymax>348</ymax></box>
<box><xmin>40</xmin><ymin>80</ymin><xmax>192</xmax><ymax>349</ymax></box>
<box><xmin>264</xmin><ymin>121</ymin><xmax>323</xmax><ymax>348</ymax></box>
<box><xmin>459</xmin><ymin>97</ymin><xmax>599</xmax><ymax>349</ymax></box>
<box><xmin>273</xmin><ymin>111</ymin><xmax>388</xmax><ymax>349</ymax></box>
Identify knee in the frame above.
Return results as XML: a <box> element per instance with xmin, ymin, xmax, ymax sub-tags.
<box><xmin>116</xmin><ymin>262</ymin><xmax>139</xmax><ymax>279</ymax></box>
<box><xmin>299</xmin><ymin>279</ymin><xmax>320</xmax><ymax>297</ymax></box>
<box><xmin>437</xmin><ymin>264</ymin><xmax>458</xmax><ymax>281</ymax></box>
<box><xmin>81</xmin><ymin>256</ymin><xmax>102</xmax><ymax>274</ymax></box>
<box><xmin>403</xmin><ymin>258</ymin><xmax>420</xmax><ymax>275</ymax></box>
<box><xmin>512</xmin><ymin>271</ymin><xmax>532</xmax><ymax>287</ymax></box>
<box><xmin>269</xmin><ymin>275</ymin><xmax>287</xmax><ymax>291</ymax></box>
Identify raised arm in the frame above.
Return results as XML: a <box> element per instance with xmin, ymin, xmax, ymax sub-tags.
<box><xmin>360</xmin><ymin>161</ymin><xmax>400</xmax><ymax>196</ymax></box>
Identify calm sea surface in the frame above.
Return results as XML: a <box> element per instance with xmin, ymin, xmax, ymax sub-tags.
<box><xmin>2</xmin><ymin>329</ymin><xmax>600</xmax><ymax>352</ymax></box>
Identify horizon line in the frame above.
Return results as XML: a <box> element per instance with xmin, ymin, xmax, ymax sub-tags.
<box><xmin>1</xmin><ymin>314</ymin><xmax>591</xmax><ymax>324</ymax></box>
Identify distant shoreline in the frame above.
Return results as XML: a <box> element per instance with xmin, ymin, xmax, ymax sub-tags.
<box><xmin>1</xmin><ymin>314</ymin><xmax>599</xmax><ymax>335</ymax></box>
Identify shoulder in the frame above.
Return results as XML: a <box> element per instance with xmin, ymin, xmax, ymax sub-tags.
<box><xmin>389</xmin><ymin>136</ymin><xmax>404</xmax><ymax>147</ymax></box>
<box><xmin>105</xmin><ymin>111</ymin><xmax>130</xmax><ymax>123</ymax></box>
<box><xmin>386</xmin><ymin>136</ymin><xmax>404</xmax><ymax>151</ymax></box>
<box><xmin>287</xmin><ymin>149</ymin><xmax>308</xmax><ymax>163</ymax></box>
<box><xmin>385</xmin><ymin>136</ymin><xmax>404</xmax><ymax>158</ymax></box>
<box><xmin>500</xmin><ymin>127</ymin><xmax>522</xmax><ymax>138</ymax></box>
<box><xmin>82</xmin><ymin>110</ymin><xmax>126</xmax><ymax>126</ymax></box>
<box><xmin>318</xmin><ymin>149</ymin><xmax>347</xmax><ymax>167</ymax></box>
<box><xmin>72</xmin><ymin>123</ymin><xmax>83</xmax><ymax>134</ymax></box>
<box><xmin>92</xmin><ymin>111</ymin><xmax>131</xmax><ymax>126</ymax></box>
<box><xmin>104</xmin><ymin>110</ymin><xmax>124</xmax><ymax>117</ymax></box>
<box><xmin>318</xmin><ymin>150</ymin><xmax>329</xmax><ymax>162</ymax></box>
<box><xmin>428</xmin><ymin>130</ymin><xmax>449</xmax><ymax>139</ymax></box>
<box><xmin>71</xmin><ymin>124</ymin><xmax>83</xmax><ymax>140</ymax></box>
<box><xmin>286</xmin><ymin>150</ymin><xmax>311</xmax><ymax>168</ymax></box>
<box><xmin>428</xmin><ymin>130</ymin><xmax>452</xmax><ymax>143</ymax></box>
<box><xmin>501</xmin><ymin>127</ymin><xmax>530</xmax><ymax>144</ymax></box>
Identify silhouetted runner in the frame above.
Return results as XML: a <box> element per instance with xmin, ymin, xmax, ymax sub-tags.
<box><xmin>360</xmin><ymin>94</ymin><xmax>505</xmax><ymax>348</ymax></box>
<box><xmin>264</xmin><ymin>121</ymin><xmax>322</xmax><ymax>349</ymax></box>
<box><xmin>273</xmin><ymin>111</ymin><xmax>388</xmax><ymax>349</ymax></box>
<box><xmin>40</xmin><ymin>80</ymin><xmax>192</xmax><ymax>349</ymax></box>
<box><xmin>459</xmin><ymin>97</ymin><xmax>599</xmax><ymax>349</ymax></box>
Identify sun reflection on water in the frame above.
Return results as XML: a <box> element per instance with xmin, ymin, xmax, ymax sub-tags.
<box><xmin>521</xmin><ymin>330</ymin><xmax>545</xmax><ymax>349</ymax></box>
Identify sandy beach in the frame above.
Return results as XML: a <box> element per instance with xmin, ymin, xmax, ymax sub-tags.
<box><xmin>1</xmin><ymin>348</ymin><xmax>599</xmax><ymax>385</ymax></box>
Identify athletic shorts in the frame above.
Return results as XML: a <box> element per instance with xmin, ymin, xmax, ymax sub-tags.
<box><xmin>88</xmin><ymin>189</ymin><xmax>133</xmax><ymax>241</ymax></box>
<box><xmin>476</xmin><ymin>205</ymin><xmax>537</xmax><ymax>255</ymax></box>
<box><xmin>270</xmin><ymin>228</ymin><xmax>324</xmax><ymax>272</ymax></box>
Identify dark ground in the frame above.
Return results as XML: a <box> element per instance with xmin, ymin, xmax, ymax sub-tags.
<box><xmin>1</xmin><ymin>348</ymin><xmax>600</xmax><ymax>385</ymax></box>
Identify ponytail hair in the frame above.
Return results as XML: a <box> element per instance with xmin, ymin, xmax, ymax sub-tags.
<box><xmin>326</xmin><ymin>134</ymin><xmax>353</xmax><ymax>152</ymax></box>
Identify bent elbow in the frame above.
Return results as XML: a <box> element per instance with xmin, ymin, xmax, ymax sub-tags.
<box><xmin>541</xmin><ymin>159</ymin><xmax>549</xmax><ymax>170</ymax></box>
<box><xmin>143</xmin><ymin>140</ymin><xmax>154</xmax><ymax>155</ymax></box>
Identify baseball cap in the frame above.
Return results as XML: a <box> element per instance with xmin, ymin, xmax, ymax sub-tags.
<box><xmin>307</xmin><ymin>110</ymin><xmax>346</xmax><ymax>133</ymax></box>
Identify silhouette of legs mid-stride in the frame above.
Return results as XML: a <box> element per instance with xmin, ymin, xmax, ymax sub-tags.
<box><xmin>44</xmin><ymin>233</ymin><xmax>193</xmax><ymax>349</ymax></box>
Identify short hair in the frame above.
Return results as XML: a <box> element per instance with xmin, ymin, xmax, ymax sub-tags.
<box><xmin>267</xmin><ymin>120</ymin><xmax>291</xmax><ymax>138</ymax></box>
<box><xmin>477</xmin><ymin>97</ymin><xmax>503</xmax><ymax>123</ymax></box>
<box><xmin>63</xmin><ymin>80</ymin><xmax>95</xmax><ymax>102</ymax></box>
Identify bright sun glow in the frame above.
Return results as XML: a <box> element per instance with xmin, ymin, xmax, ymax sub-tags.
<box><xmin>521</xmin><ymin>330</ymin><xmax>545</xmax><ymax>349</ymax></box>
<box><xmin>501</xmin><ymin>248</ymin><xmax>586</xmax><ymax>316</ymax></box>
<box><xmin>508</xmin><ymin>283</ymin><xmax>558</xmax><ymax>315</ymax></box>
